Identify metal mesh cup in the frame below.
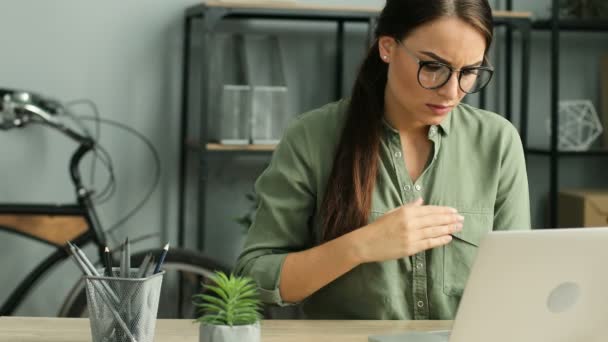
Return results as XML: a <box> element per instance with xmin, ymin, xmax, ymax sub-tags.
<box><xmin>84</xmin><ymin>269</ymin><xmax>164</xmax><ymax>342</ymax></box>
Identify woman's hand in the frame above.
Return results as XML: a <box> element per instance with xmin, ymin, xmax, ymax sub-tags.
<box><xmin>353</xmin><ymin>198</ymin><xmax>464</xmax><ymax>263</ymax></box>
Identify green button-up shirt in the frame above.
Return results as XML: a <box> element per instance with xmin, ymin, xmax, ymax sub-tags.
<box><xmin>235</xmin><ymin>99</ymin><xmax>531</xmax><ymax>319</ymax></box>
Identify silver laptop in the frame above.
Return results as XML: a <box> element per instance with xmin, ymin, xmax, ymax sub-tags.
<box><xmin>370</xmin><ymin>227</ymin><xmax>608</xmax><ymax>342</ymax></box>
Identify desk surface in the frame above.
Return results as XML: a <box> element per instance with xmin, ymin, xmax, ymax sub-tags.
<box><xmin>0</xmin><ymin>317</ymin><xmax>452</xmax><ymax>342</ymax></box>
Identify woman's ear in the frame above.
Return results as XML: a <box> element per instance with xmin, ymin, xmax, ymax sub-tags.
<box><xmin>378</xmin><ymin>36</ymin><xmax>395</xmax><ymax>63</ymax></box>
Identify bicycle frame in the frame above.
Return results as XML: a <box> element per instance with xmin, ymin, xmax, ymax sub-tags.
<box><xmin>0</xmin><ymin>138</ymin><xmax>109</xmax><ymax>315</ymax></box>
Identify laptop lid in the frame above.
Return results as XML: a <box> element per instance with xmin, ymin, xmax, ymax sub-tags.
<box><xmin>449</xmin><ymin>227</ymin><xmax>608</xmax><ymax>342</ymax></box>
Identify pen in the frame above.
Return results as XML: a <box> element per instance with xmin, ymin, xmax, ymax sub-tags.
<box><xmin>153</xmin><ymin>243</ymin><xmax>169</xmax><ymax>274</ymax></box>
<box><xmin>67</xmin><ymin>242</ymin><xmax>93</xmax><ymax>276</ymax></box>
<box><xmin>67</xmin><ymin>242</ymin><xmax>119</xmax><ymax>303</ymax></box>
<box><xmin>68</xmin><ymin>242</ymin><xmax>101</xmax><ymax>277</ymax></box>
<box><xmin>136</xmin><ymin>253</ymin><xmax>152</xmax><ymax>278</ymax></box>
<box><xmin>121</xmin><ymin>237</ymin><xmax>131</xmax><ymax>324</ymax></box>
<box><xmin>145</xmin><ymin>257</ymin><xmax>155</xmax><ymax>277</ymax></box>
<box><xmin>125</xmin><ymin>237</ymin><xmax>130</xmax><ymax>278</ymax></box>
<box><xmin>66</xmin><ymin>244</ymin><xmax>136</xmax><ymax>342</ymax></box>
<box><xmin>104</xmin><ymin>247</ymin><xmax>113</xmax><ymax>277</ymax></box>
<box><xmin>120</xmin><ymin>238</ymin><xmax>129</xmax><ymax>279</ymax></box>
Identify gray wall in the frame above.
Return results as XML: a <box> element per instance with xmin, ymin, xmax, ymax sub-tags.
<box><xmin>0</xmin><ymin>0</ymin><xmax>200</xmax><ymax>316</ymax></box>
<box><xmin>0</xmin><ymin>0</ymin><xmax>606</xmax><ymax>316</ymax></box>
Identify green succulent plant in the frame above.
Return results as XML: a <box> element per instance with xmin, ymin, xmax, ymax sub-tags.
<box><xmin>193</xmin><ymin>271</ymin><xmax>263</xmax><ymax>326</ymax></box>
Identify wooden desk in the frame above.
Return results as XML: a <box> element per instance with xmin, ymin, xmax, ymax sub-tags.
<box><xmin>0</xmin><ymin>317</ymin><xmax>452</xmax><ymax>342</ymax></box>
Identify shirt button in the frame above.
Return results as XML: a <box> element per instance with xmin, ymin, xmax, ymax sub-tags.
<box><xmin>414</xmin><ymin>184</ymin><xmax>422</xmax><ymax>191</ymax></box>
<box><xmin>394</xmin><ymin>151</ymin><xmax>402</xmax><ymax>158</ymax></box>
<box><xmin>403</xmin><ymin>185</ymin><xmax>411</xmax><ymax>191</ymax></box>
<box><xmin>416</xmin><ymin>263</ymin><xmax>424</xmax><ymax>270</ymax></box>
<box><xmin>417</xmin><ymin>301</ymin><xmax>424</xmax><ymax>308</ymax></box>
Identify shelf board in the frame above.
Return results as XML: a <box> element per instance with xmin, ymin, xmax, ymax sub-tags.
<box><xmin>186</xmin><ymin>139</ymin><xmax>277</xmax><ymax>152</ymax></box>
<box><xmin>526</xmin><ymin>148</ymin><xmax>608</xmax><ymax>157</ymax></box>
<box><xmin>204</xmin><ymin>1</ymin><xmax>381</xmax><ymax>14</ymax></box>
<box><xmin>206</xmin><ymin>143</ymin><xmax>276</xmax><ymax>151</ymax></box>
<box><xmin>189</xmin><ymin>1</ymin><xmax>379</xmax><ymax>20</ymax></box>
<box><xmin>189</xmin><ymin>2</ymin><xmax>531</xmax><ymax>21</ymax></box>
<box><xmin>493</xmin><ymin>11</ymin><xmax>533</xmax><ymax>19</ymax></box>
<box><xmin>532</xmin><ymin>18</ymin><xmax>608</xmax><ymax>31</ymax></box>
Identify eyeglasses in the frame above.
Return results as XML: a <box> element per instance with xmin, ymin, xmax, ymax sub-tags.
<box><xmin>396</xmin><ymin>40</ymin><xmax>494</xmax><ymax>94</ymax></box>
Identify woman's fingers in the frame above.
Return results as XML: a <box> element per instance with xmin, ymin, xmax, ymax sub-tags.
<box><xmin>406</xmin><ymin>216</ymin><xmax>464</xmax><ymax>255</ymax></box>
<box><xmin>409</xmin><ymin>204</ymin><xmax>458</xmax><ymax>217</ymax></box>
<box><xmin>368</xmin><ymin>202</ymin><xmax>467</xmax><ymax>261</ymax></box>
<box><xmin>409</xmin><ymin>213</ymin><xmax>464</xmax><ymax>230</ymax></box>
<box><xmin>417</xmin><ymin>223</ymin><xmax>463</xmax><ymax>240</ymax></box>
<box><xmin>411</xmin><ymin>234</ymin><xmax>454</xmax><ymax>253</ymax></box>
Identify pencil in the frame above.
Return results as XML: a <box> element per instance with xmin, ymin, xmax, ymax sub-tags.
<box><xmin>136</xmin><ymin>253</ymin><xmax>152</xmax><ymax>278</ymax></box>
<box><xmin>66</xmin><ymin>243</ymin><xmax>136</xmax><ymax>342</ymax></box>
<box><xmin>153</xmin><ymin>243</ymin><xmax>169</xmax><ymax>274</ymax></box>
<box><xmin>104</xmin><ymin>247</ymin><xmax>113</xmax><ymax>277</ymax></box>
<box><xmin>125</xmin><ymin>237</ymin><xmax>130</xmax><ymax>278</ymax></box>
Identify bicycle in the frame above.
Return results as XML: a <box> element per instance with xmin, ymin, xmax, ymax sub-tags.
<box><xmin>0</xmin><ymin>88</ymin><xmax>230</xmax><ymax>318</ymax></box>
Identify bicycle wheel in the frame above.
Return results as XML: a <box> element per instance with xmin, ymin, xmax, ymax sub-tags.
<box><xmin>58</xmin><ymin>247</ymin><xmax>230</xmax><ymax>318</ymax></box>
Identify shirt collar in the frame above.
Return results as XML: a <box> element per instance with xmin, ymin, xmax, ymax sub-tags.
<box><xmin>381</xmin><ymin>111</ymin><xmax>452</xmax><ymax>137</ymax></box>
<box><xmin>438</xmin><ymin>109</ymin><xmax>452</xmax><ymax>136</ymax></box>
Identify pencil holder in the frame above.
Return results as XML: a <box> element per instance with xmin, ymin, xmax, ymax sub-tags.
<box><xmin>84</xmin><ymin>268</ymin><xmax>164</xmax><ymax>342</ymax></box>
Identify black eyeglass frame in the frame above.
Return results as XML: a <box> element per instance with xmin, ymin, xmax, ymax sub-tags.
<box><xmin>395</xmin><ymin>39</ymin><xmax>495</xmax><ymax>94</ymax></box>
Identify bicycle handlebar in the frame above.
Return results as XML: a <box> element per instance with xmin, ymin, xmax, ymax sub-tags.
<box><xmin>0</xmin><ymin>88</ymin><xmax>100</xmax><ymax>190</ymax></box>
<box><xmin>1</xmin><ymin>88</ymin><xmax>109</xmax><ymax>247</ymax></box>
<box><xmin>0</xmin><ymin>88</ymin><xmax>91</xmax><ymax>144</ymax></box>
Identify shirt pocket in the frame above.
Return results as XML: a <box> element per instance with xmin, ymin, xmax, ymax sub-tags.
<box><xmin>443</xmin><ymin>210</ymin><xmax>493</xmax><ymax>297</ymax></box>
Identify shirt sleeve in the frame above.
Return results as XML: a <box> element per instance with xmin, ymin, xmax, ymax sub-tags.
<box><xmin>493</xmin><ymin>124</ymin><xmax>531</xmax><ymax>231</ymax></box>
<box><xmin>234</xmin><ymin>120</ymin><xmax>317</xmax><ymax>306</ymax></box>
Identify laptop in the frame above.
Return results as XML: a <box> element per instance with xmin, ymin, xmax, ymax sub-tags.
<box><xmin>369</xmin><ymin>227</ymin><xmax>608</xmax><ymax>342</ymax></box>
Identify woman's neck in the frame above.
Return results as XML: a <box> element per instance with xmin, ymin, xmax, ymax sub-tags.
<box><xmin>384</xmin><ymin>90</ymin><xmax>429</xmax><ymax>140</ymax></box>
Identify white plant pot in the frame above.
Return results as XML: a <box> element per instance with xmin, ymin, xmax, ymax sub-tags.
<box><xmin>199</xmin><ymin>322</ymin><xmax>261</xmax><ymax>342</ymax></box>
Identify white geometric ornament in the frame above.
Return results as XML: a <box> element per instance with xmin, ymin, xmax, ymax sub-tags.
<box><xmin>547</xmin><ymin>100</ymin><xmax>603</xmax><ymax>151</ymax></box>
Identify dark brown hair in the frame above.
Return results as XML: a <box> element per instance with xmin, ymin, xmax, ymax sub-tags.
<box><xmin>320</xmin><ymin>0</ymin><xmax>494</xmax><ymax>242</ymax></box>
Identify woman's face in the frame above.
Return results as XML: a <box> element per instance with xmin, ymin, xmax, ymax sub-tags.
<box><xmin>379</xmin><ymin>16</ymin><xmax>487</xmax><ymax>128</ymax></box>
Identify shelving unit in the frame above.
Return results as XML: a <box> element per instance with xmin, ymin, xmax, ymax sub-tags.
<box><xmin>527</xmin><ymin>149</ymin><xmax>608</xmax><ymax>157</ymax></box>
<box><xmin>509</xmin><ymin>0</ymin><xmax>608</xmax><ymax>227</ymax></box>
<box><xmin>178</xmin><ymin>2</ymin><xmax>533</xmax><ymax>250</ymax></box>
<box><xmin>532</xmin><ymin>18</ymin><xmax>608</xmax><ymax>31</ymax></box>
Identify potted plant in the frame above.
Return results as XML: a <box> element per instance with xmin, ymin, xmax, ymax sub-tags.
<box><xmin>194</xmin><ymin>271</ymin><xmax>263</xmax><ymax>342</ymax></box>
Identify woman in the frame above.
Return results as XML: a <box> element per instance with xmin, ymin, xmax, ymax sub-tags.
<box><xmin>235</xmin><ymin>0</ymin><xmax>530</xmax><ymax>320</ymax></box>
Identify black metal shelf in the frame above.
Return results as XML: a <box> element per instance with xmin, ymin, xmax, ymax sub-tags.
<box><xmin>526</xmin><ymin>148</ymin><xmax>608</xmax><ymax>157</ymax></box>
<box><xmin>514</xmin><ymin>0</ymin><xmax>608</xmax><ymax>227</ymax></box>
<box><xmin>532</xmin><ymin>18</ymin><xmax>608</xmax><ymax>32</ymax></box>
